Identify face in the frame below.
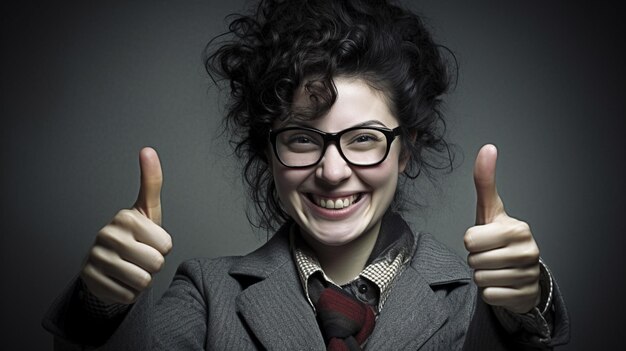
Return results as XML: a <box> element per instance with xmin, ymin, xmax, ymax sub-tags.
<box><xmin>270</xmin><ymin>77</ymin><xmax>407</xmax><ymax>247</ymax></box>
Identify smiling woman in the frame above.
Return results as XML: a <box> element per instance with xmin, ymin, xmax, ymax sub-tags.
<box><xmin>273</xmin><ymin>78</ymin><xmax>404</xmax><ymax>248</ymax></box>
<box><xmin>272</xmin><ymin>78</ymin><xmax>406</xmax><ymax>284</ymax></box>
<box><xmin>41</xmin><ymin>0</ymin><xmax>570</xmax><ymax>350</ymax></box>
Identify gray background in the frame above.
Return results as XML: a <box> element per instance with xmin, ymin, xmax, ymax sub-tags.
<box><xmin>2</xmin><ymin>1</ymin><xmax>624</xmax><ymax>349</ymax></box>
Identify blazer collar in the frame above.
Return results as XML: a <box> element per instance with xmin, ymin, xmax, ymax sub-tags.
<box><xmin>366</xmin><ymin>213</ymin><xmax>472</xmax><ymax>349</ymax></box>
<box><xmin>228</xmin><ymin>222</ymin><xmax>294</xmax><ymax>280</ymax></box>
<box><xmin>229</xmin><ymin>222</ymin><xmax>326</xmax><ymax>349</ymax></box>
<box><xmin>228</xmin><ymin>215</ymin><xmax>471</xmax><ymax>350</ymax></box>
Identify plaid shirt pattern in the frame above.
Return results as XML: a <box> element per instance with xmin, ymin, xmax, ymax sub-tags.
<box><xmin>291</xmin><ymin>223</ymin><xmax>414</xmax><ymax>314</ymax></box>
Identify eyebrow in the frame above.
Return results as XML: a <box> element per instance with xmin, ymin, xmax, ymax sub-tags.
<box><xmin>352</xmin><ymin>120</ymin><xmax>388</xmax><ymax>128</ymax></box>
<box><xmin>281</xmin><ymin>119</ymin><xmax>389</xmax><ymax>129</ymax></box>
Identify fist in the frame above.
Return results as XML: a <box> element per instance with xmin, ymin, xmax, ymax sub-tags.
<box><xmin>80</xmin><ymin>147</ymin><xmax>173</xmax><ymax>305</ymax></box>
<box><xmin>464</xmin><ymin>144</ymin><xmax>541</xmax><ymax>314</ymax></box>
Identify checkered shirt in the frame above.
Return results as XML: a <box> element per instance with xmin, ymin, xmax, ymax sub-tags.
<box><xmin>291</xmin><ymin>223</ymin><xmax>415</xmax><ymax>313</ymax></box>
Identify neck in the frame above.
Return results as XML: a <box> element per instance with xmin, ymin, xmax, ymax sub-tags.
<box><xmin>302</xmin><ymin>222</ymin><xmax>381</xmax><ymax>285</ymax></box>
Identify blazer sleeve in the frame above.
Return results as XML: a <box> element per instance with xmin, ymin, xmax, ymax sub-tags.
<box><xmin>149</xmin><ymin>257</ymin><xmax>255</xmax><ymax>350</ymax></box>
<box><xmin>149</xmin><ymin>259</ymin><xmax>209</xmax><ymax>350</ymax></box>
<box><xmin>41</xmin><ymin>276</ymin><xmax>154</xmax><ymax>351</ymax></box>
<box><xmin>463</xmin><ymin>272</ymin><xmax>570</xmax><ymax>351</ymax></box>
<box><xmin>42</xmin><ymin>260</ymin><xmax>218</xmax><ymax>351</ymax></box>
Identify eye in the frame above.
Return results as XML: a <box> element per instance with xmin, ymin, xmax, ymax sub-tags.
<box><xmin>348</xmin><ymin>133</ymin><xmax>382</xmax><ymax>145</ymax></box>
<box><xmin>342</xmin><ymin>129</ymin><xmax>386</xmax><ymax>152</ymax></box>
<box><xmin>354</xmin><ymin>134</ymin><xmax>380</xmax><ymax>143</ymax></box>
<box><xmin>288</xmin><ymin>135</ymin><xmax>314</xmax><ymax>144</ymax></box>
<box><xmin>280</xmin><ymin>131</ymin><xmax>322</xmax><ymax>152</ymax></box>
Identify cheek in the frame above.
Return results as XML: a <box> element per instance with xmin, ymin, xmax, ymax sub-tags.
<box><xmin>372</xmin><ymin>146</ymin><xmax>403</xmax><ymax>182</ymax></box>
<box><xmin>358</xmin><ymin>160</ymin><xmax>400</xmax><ymax>193</ymax></box>
<box><xmin>272</xmin><ymin>165</ymin><xmax>309</xmax><ymax>200</ymax></box>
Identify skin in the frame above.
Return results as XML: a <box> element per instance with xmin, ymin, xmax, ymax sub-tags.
<box><xmin>80</xmin><ymin>147</ymin><xmax>172</xmax><ymax>304</ymax></box>
<box><xmin>80</xmin><ymin>84</ymin><xmax>541</xmax><ymax>315</ymax></box>
<box><xmin>465</xmin><ymin>144</ymin><xmax>542</xmax><ymax>314</ymax></box>
<box><xmin>270</xmin><ymin>77</ymin><xmax>408</xmax><ymax>284</ymax></box>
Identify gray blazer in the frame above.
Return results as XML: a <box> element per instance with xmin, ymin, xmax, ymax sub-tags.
<box><xmin>44</xmin><ymin>215</ymin><xmax>570</xmax><ymax>350</ymax></box>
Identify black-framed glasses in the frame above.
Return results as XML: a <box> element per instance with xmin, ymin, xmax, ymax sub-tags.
<box><xmin>269</xmin><ymin>126</ymin><xmax>401</xmax><ymax>168</ymax></box>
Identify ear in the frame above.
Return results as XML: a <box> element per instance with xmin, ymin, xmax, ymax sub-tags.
<box><xmin>398</xmin><ymin>129</ymin><xmax>418</xmax><ymax>173</ymax></box>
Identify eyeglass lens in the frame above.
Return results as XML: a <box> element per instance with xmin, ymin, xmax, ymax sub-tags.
<box><xmin>275</xmin><ymin>128</ymin><xmax>389</xmax><ymax>167</ymax></box>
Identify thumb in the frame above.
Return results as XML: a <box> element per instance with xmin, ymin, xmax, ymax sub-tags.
<box><xmin>474</xmin><ymin>144</ymin><xmax>504</xmax><ymax>224</ymax></box>
<box><xmin>134</xmin><ymin>147</ymin><xmax>163</xmax><ymax>226</ymax></box>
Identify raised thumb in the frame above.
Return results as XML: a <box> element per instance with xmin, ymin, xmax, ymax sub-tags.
<box><xmin>134</xmin><ymin>147</ymin><xmax>163</xmax><ymax>226</ymax></box>
<box><xmin>474</xmin><ymin>144</ymin><xmax>503</xmax><ymax>224</ymax></box>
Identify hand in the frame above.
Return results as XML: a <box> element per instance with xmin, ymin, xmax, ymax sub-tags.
<box><xmin>463</xmin><ymin>144</ymin><xmax>541</xmax><ymax>314</ymax></box>
<box><xmin>80</xmin><ymin>147</ymin><xmax>173</xmax><ymax>305</ymax></box>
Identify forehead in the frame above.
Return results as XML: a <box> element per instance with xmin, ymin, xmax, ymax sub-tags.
<box><xmin>290</xmin><ymin>77</ymin><xmax>398</xmax><ymax>132</ymax></box>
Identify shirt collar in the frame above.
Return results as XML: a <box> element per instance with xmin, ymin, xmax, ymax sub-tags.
<box><xmin>290</xmin><ymin>211</ymin><xmax>416</xmax><ymax>312</ymax></box>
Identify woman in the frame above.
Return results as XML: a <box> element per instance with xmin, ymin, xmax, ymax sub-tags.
<box><xmin>43</xmin><ymin>0</ymin><xmax>570</xmax><ymax>349</ymax></box>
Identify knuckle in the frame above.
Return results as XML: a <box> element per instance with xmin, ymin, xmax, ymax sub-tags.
<box><xmin>114</xmin><ymin>209</ymin><xmax>138</xmax><ymax>226</ymax></box>
<box><xmin>528</xmin><ymin>282</ymin><xmax>540</xmax><ymax>296</ymax></box>
<box><xmin>519</xmin><ymin>268</ymin><xmax>537</xmax><ymax>283</ymax></box>
<box><xmin>473</xmin><ymin>271</ymin><xmax>486</xmax><ymax>286</ymax></box>
<box><xmin>161</xmin><ymin>234</ymin><xmax>173</xmax><ymax>254</ymax></box>
<box><xmin>520</xmin><ymin>246</ymin><xmax>540</xmax><ymax>264</ymax></box>
<box><xmin>481</xmin><ymin>288</ymin><xmax>497</xmax><ymax>305</ymax></box>
<box><xmin>137</xmin><ymin>272</ymin><xmax>153</xmax><ymax>290</ymax></box>
<box><xmin>96</xmin><ymin>228</ymin><xmax>125</xmax><ymax>250</ymax></box>
<box><xmin>81</xmin><ymin>263</ymin><xmax>97</xmax><ymax>280</ymax></box>
<box><xmin>119</xmin><ymin>291</ymin><xmax>137</xmax><ymax>305</ymax></box>
<box><xmin>96</xmin><ymin>227</ymin><xmax>113</xmax><ymax>241</ymax></box>
<box><xmin>512</xmin><ymin>221</ymin><xmax>531</xmax><ymax>240</ymax></box>
<box><xmin>516</xmin><ymin>283</ymin><xmax>538</xmax><ymax>300</ymax></box>
<box><xmin>152</xmin><ymin>254</ymin><xmax>165</xmax><ymax>272</ymax></box>
<box><xmin>88</xmin><ymin>245</ymin><xmax>107</xmax><ymax>263</ymax></box>
<box><xmin>528</xmin><ymin>265</ymin><xmax>541</xmax><ymax>280</ymax></box>
<box><xmin>463</xmin><ymin>229</ymin><xmax>474</xmax><ymax>250</ymax></box>
<box><xmin>466</xmin><ymin>254</ymin><xmax>475</xmax><ymax>268</ymax></box>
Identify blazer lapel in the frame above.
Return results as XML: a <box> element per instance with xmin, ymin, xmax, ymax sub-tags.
<box><xmin>228</xmin><ymin>215</ymin><xmax>471</xmax><ymax>350</ymax></box>
<box><xmin>229</xmin><ymin>225</ymin><xmax>325</xmax><ymax>350</ymax></box>
<box><xmin>366</xmin><ymin>226</ymin><xmax>472</xmax><ymax>350</ymax></box>
<box><xmin>366</xmin><ymin>266</ymin><xmax>448</xmax><ymax>350</ymax></box>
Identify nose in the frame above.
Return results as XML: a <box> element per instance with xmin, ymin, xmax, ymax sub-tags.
<box><xmin>315</xmin><ymin>144</ymin><xmax>353</xmax><ymax>185</ymax></box>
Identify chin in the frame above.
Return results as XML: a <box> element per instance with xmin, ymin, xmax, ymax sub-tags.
<box><xmin>312</xmin><ymin>229</ymin><xmax>361</xmax><ymax>247</ymax></box>
<box><xmin>303</xmin><ymin>218</ymin><xmax>372</xmax><ymax>247</ymax></box>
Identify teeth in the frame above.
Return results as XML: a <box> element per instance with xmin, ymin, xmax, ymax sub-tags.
<box><xmin>315</xmin><ymin>194</ymin><xmax>358</xmax><ymax>209</ymax></box>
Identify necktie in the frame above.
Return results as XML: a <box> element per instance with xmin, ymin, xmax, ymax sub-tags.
<box><xmin>315</xmin><ymin>285</ymin><xmax>376</xmax><ymax>351</ymax></box>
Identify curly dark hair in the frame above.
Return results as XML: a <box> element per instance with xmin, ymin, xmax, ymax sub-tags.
<box><xmin>205</xmin><ymin>0</ymin><xmax>455</xmax><ymax>231</ymax></box>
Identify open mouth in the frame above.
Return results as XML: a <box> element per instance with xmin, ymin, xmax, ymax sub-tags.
<box><xmin>307</xmin><ymin>193</ymin><xmax>364</xmax><ymax>210</ymax></box>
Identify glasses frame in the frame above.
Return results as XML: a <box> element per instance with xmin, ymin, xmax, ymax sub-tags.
<box><xmin>269</xmin><ymin>125</ymin><xmax>402</xmax><ymax>168</ymax></box>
